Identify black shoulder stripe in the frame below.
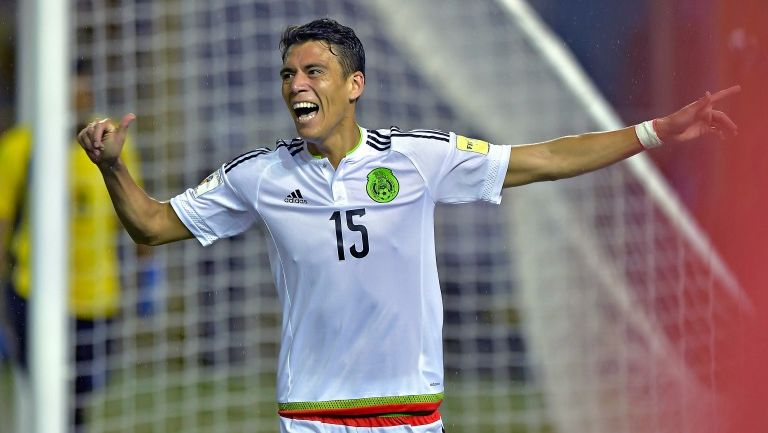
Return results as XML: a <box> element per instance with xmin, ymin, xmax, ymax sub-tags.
<box><xmin>368</xmin><ymin>129</ymin><xmax>392</xmax><ymax>140</ymax></box>
<box><xmin>366</xmin><ymin>133</ymin><xmax>390</xmax><ymax>146</ymax></box>
<box><xmin>275</xmin><ymin>138</ymin><xmax>305</xmax><ymax>157</ymax></box>
<box><xmin>409</xmin><ymin>128</ymin><xmax>449</xmax><ymax>137</ymax></box>
<box><xmin>391</xmin><ymin>132</ymin><xmax>450</xmax><ymax>142</ymax></box>
<box><xmin>225</xmin><ymin>148</ymin><xmax>270</xmax><ymax>173</ymax></box>
<box><xmin>367</xmin><ymin>139</ymin><xmax>390</xmax><ymax>151</ymax></box>
<box><xmin>276</xmin><ymin>138</ymin><xmax>304</xmax><ymax>149</ymax></box>
<box><xmin>225</xmin><ymin>148</ymin><xmax>270</xmax><ymax>169</ymax></box>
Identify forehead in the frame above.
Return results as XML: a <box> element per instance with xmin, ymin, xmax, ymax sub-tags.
<box><xmin>283</xmin><ymin>40</ymin><xmax>341</xmax><ymax>68</ymax></box>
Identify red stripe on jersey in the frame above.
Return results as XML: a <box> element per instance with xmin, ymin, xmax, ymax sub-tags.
<box><xmin>281</xmin><ymin>410</ymin><xmax>442</xmax><ymax>427</ymax></box>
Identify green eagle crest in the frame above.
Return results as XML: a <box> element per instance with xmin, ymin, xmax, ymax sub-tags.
<box><xmin>366</xmin><ymin>168</ymin><xmax>399</xmax><ymax>203</ymax></box>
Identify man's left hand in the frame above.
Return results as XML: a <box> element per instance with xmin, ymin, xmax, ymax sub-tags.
<box><xmin>655</xmin><ymin>85</ymin><xmax>741</xmax><ymax>144</ymax></box>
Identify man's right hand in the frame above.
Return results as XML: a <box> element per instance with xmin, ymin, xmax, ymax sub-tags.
<box><xmin>77</xmin><ymin>113</ymin><xmax>136</xmax><ymax>168</ymax></box>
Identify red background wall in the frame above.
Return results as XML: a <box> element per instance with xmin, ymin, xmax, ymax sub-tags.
<box><xmin>717</xmin><ymin>2</ymin><xmax>768</xmax><ymax>430</ymax></box>
<box><xmin>647</xmin><ymin>1</ymin><xmax>768</xmax><ymax>430</ymax></box>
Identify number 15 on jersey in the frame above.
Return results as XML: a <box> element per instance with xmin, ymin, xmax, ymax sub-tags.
<box><xmin>329</xmin><ymin>209</ymin><xmax>369</xmax><ymax>260</ymax></box>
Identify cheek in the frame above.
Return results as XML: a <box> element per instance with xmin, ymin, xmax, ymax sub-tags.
<box><xmin>325</xmin><ymin>87</ymin><xmax>348</xmax><ymax>108</ymax></box>
<box><xmin>281</xmin><ymin>84</ymin><xmax>291</xmax><ymax>100</ymax></box>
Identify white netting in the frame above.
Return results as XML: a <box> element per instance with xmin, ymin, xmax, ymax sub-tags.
<box><xmin>56</xmin><ymin>0</ymin><xmax>748</xmax><ymax>432</ymax></box>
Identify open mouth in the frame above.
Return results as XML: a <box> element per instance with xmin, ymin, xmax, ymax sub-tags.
<box><xmin>293</xmin><ymin>102</ymin><xmax>319</xmax><ymax>122</ymax></box>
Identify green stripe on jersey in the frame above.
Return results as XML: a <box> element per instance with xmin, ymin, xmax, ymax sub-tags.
<box><xmin>278</xmin><ymin>392</ymin><xmax>444</xmax><ymax>412</ymax></box>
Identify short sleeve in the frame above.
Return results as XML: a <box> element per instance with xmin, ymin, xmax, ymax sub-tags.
<box><xmin>396</xmin><ymin>131</ymin><xmax>510</xmax><ymax>204</ymax></box>
<box><xmin>170</xmin><ymin>166</ymin><xmax>258</xmax><ymax>246</ymax></box>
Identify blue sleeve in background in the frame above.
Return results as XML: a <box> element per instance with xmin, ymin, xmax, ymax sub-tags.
<box><xmin>137</xmin><ymin>257</ymin><xmax>164</xmax><ymax>317</ymax></box>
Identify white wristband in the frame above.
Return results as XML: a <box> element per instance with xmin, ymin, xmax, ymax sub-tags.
<box><xmin>635</xmin><ymin>120</ymin><xmax>664</xmax><ymax>149</ymax></box>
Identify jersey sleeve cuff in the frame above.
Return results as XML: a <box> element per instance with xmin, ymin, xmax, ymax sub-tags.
<box><xmin>483</xmin><ymin>143</ymin><xmax>511</xmax><ymax>204</ymax></box>
<box><xmin>170</xmin><ymin>193</ymin><xmax>219</xmax><ymax>246</ymax></box>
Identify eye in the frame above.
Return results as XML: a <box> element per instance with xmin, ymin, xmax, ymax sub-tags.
<box><xmin>308</xmin><ymin>68</ymin><xmax>323</xmax><ymax>77</ymax></box>
<box><xmin>280</xmin><ymin>71</ymin><xmax>295</xmax><ymax>81</ymax></box>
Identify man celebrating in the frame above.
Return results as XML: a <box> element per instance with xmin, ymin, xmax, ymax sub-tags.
<box><xmin>77</xmin><ymin>18</ymin><xmax>739</xmax><ymax>433</ymax></box>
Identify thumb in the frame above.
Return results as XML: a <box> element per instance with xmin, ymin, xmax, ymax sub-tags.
<box><xmin>114</xmin><ymin>113</ymin><xmax>136</xmax><ymax>144</ymax></box>
<box><xmin>119</xmin><ymin>113</ymin><xmax>136</xmax><ymax>131</ymax></box>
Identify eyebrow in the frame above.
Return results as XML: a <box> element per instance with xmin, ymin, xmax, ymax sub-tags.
<box><xmin>303</xmin><ymin>63</ymin><xmax>326</xmax><ymax>70</ymax></box>
<box><xmin>279</xmin><ymin>63</ymin><xmax>327</xmax><ymax>76</ymax></box>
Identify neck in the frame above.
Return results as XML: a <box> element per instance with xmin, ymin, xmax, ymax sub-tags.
<box><xmin>307</xmin><ymin>120</ymin><xmax>361</xmax><ymax>168</ymax></box>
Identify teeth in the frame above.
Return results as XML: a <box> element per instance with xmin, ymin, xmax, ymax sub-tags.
<box><xmin>293</xmin><ymin>102</ymin><xmax>318</xmax><ymax>110</ymax></box>
<box><xmin>297</xmin><ymin>111</ymin><xmax>317</xmax><ymax>122</ymax></box>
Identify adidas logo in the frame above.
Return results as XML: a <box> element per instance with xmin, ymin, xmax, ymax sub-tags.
<box><xmin>284</xmin><ymin>189</ymin><xmax>308</xmax><ymax>204</ymax></box>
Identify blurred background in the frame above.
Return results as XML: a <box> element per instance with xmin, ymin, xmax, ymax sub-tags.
<box><xmin>0</xmin><ymin>0</ymin><xmax>765</xmax><ymax>432</ymax></box>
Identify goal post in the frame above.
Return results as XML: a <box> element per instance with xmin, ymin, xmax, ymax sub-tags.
<box><xmin>19</xmin><ymin>1</ymin><xmax>748</xmax><ymax>432</ymax></box>
<box><xmin>26</xmin><ymin>0</ymin><xmax>70</xmax><ymax>432</ymax></box>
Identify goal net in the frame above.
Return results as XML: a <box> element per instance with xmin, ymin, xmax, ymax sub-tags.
<box><xmin>54</xmin><ymin>0</ymin><xmax>749</xmax><ymax>432</ymax></box>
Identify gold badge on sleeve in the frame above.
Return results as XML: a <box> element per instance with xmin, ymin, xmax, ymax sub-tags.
<box><xmin>193</xmin><ymin>169</ymin><xmax>223</xmax><ymax>197</ymax></box>
<box><xmin>456</xmin><ymin>135</ymin><xmax>489</xmax><ymax>155</ymax></box>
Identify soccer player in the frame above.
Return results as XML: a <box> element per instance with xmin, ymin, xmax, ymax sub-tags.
<box><xmin>76</xmin><ymin>18</ymin><xmax>739</xmax><ymax>433</ymax></box>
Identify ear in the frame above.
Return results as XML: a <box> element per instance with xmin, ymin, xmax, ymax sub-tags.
<box><xmin>347</xmin><ymin>71</ymin><xmax>365</xmax><ymax>102</ymax></box>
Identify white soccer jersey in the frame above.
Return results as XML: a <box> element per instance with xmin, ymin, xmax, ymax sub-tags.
<box><xmin>171</xmin><ymin>126</ymin><xmax>510</xmax><ymax>417</ymax></box>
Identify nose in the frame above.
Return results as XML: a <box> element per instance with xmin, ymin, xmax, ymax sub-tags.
<box><xmin>290</xmin><ymin>71</ymin><xmax>309</xmax><ymax>94</ymax></box>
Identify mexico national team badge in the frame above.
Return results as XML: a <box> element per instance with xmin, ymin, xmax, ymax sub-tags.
<box><xmin>366</xmin><ymin>167</ymin><xmax>399</xmax><ymax>203</ymax></box>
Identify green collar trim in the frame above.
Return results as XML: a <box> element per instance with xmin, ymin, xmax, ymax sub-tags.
<box><xmin>309</xmin><ymin>125</ymin><xmax>364</xmax><ymax>159</ymax></box>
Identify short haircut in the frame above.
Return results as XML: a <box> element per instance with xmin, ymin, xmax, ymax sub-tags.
<box><xmin>279</xmin><ymin>18</ymin><xmax>365</xmax><ymax>78</ymax></box>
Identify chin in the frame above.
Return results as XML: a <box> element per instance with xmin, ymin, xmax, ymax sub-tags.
<box><xmin>294</xmin><ymin>124</ymin><xmax>323</xmax><ymax>142</ymax></box>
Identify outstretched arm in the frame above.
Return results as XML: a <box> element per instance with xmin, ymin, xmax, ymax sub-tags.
<box><xmin>78</xmin><ymin>114</ymin><xmax>193</xmax><ymax>245</ymax></box>
<box><xmin>503</xmin><ymin>86</ymin><xmax>741</xmax><ymax>188</ymax></box>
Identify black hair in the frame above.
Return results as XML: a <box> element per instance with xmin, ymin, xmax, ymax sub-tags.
<box><xmin>279</xmin><ymin>18</ymin><xmax>365</xmax><ymax>77</ymax></box>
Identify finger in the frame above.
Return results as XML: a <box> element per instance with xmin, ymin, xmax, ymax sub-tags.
<box><xmin>82</xmin><ymin>121</ymin><xmax>96</xmax><ymax>140</ymax></box>
<box><xmin>710</xmin><ymin>85</ymin><xmax>741</xmax><ymax>103</ymax></box>
<box><xmin>90</xmin><ymin>124</ymin><xmax>104</xmax><ymax>149</ymax></box>
<box><xmin>119</xmin><ymin>113</ymin><xmax>136</xmax><ymax>131</ymax></box>
<box><xmin>80</xmin><ymin>124</ymin><xmax>97</xmax><ymax>151</ymax></box>
<box><xmin>98</xmin><ymin>117</ymin><xmax>114</xmax><ymax>131</ymax></box>
<box><xmin>92</xmin><ymin>119</ymin><xmax>110</xmax><ymax>147</ymax></box>
<box><xmin>79</xmin><ymin>129</ymin><xmax>93</xmax><ymax>150</ymax></box>
<box><xmin>711</xmin><ymin>110</ymin><xmax>738</xmax><ymax>135</ymax></box>
<box><xmin>79</xmin><ymin>127</ymin><xmax>100</xmax><ymax>160</ymax></box>
<box><xmin>688</xmin><ymin>91</ymin><xmax>713</xmax><ymax>113</ymax></box>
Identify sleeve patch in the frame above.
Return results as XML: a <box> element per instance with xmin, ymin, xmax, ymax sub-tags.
<box><xmin>456</xmin><ymin>135</ymin><xmax>489</xmax><ymax>155</ymax></box>
<box><xmin>193</xmin><ymin>169</ymin><xmax>223</xmax><ymax>198</ymax></box>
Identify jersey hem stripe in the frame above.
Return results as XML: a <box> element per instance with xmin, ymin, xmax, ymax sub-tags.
<box><xmin>277</xmin><ymin>393</ymin><xmax>443</xmax><ymax>417</ymax></box>
<box><xmin>280</xmin><ymin>410</ymin><xmax>441</xmax><ymax>427</ymax></box>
